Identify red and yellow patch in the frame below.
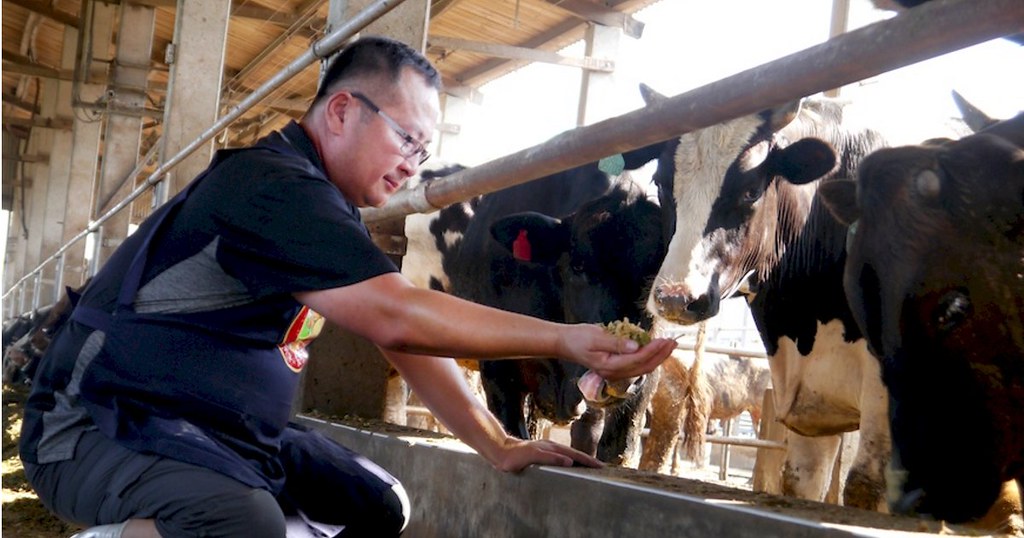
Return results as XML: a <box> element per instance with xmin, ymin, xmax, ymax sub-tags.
<box><xmin>279</xmin><ymin>306</ymin><xmax>324</xmax><ymax>372</ymax></box>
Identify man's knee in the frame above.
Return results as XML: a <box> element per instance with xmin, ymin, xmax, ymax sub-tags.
<box><xmin>337</xmin><ymin>483</ymin><xmax>410</xmax><ymax>537</ymax></box>
<box><xmin>158</xmin><ymin>488</ymin><xmax>285</xmax><ymax>538</ymax></box>
<box><xmin>379</xmin><ymin>483</ymin><xmax>411</xmax><ymax>535</ymax></box>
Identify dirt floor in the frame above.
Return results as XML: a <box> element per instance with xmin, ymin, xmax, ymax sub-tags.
<box><xmin>3</xmin><ymin>384</ymin><xmax>83</xmax><ymax>538</ymax></box>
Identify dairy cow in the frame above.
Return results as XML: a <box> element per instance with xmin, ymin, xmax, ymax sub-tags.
<box><xmin>489</xmin><ymin>177</ymin><xmax>665</xmax><ymax>464</ymax></box>
<box><xmin>640</xmin><ymin>84</ymin><xmax>893</xmax><ymax>510</ymax></box>
<box><xmin>819</xmin><ymin>112</ymin><xmax>1024</xmax><ymax>526</ymax></box>
<box><xmin>870</xmin><ymin>0</ymin><xmax>1024</xmax><ymax>45</ymax></box>
<box><xmin>403</xmin><ymin>150</ymin><xmax>663</xmax><ymax>462</ymax></box>
<box><xmin>641</xmin><ymin>349</ymin><xmax>772</xmax><ymax>473</ymax></box>
<box><xmin>2</xmin><ymin>283</ymin><xmax>85</xmax><ymax>386</ymax></box>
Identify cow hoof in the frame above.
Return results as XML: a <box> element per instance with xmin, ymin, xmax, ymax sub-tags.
<box><xmin>843</xmin><ymin>468</ymin><xmax>887</xmax><ymax>512</ymax></box>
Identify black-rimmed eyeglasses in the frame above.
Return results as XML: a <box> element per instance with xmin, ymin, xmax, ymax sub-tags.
<box><xmin>351</xmin><ymin>92</ymin><xmax>430</xmax><ymax>165</ymax></box>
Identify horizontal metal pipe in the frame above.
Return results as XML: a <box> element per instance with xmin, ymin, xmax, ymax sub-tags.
<box><xmin>705</xmin><ymin>436</ymin><xmax>786</xmax><ymax>451</ymax></box>
<box><xmin>362</xmin><ymin>0</ymin><xmax>1023</xmax><ymax>222</ymax></box>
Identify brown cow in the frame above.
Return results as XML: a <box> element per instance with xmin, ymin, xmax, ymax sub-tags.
<box><xmin>819</xmin><ymin>112</ymin><xmax>1024</xmax><ymax>530</ymax></box>
<box><xmin>640</xmin><ymin>347</ymin><xmax>771</xmax><ymax>474</ymax></box>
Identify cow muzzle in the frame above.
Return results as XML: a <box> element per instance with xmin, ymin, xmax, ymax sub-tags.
<box><xmin>577</xmin><ymin>371</ymin><xmax>645</xmax><ymax>407</ymax></box>
<box><xmin>652</xmin><ymin>280</ymin><xmax>720</xmax><ymax>325</ymax></box>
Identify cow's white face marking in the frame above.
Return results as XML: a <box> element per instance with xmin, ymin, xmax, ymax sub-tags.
<box><xmin>649</xmin><ymin>114</ymin><xmax>766</xmax><ymax>321</ymax></box>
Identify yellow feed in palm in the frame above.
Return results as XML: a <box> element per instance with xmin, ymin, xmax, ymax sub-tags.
<box><xmin>602</xmin><ymin>318</ymin><xmax>651</xmax><ymax>346</ymax></box>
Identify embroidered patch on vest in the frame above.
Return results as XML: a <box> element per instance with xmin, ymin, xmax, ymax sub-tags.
<box><xmin>279</xmin><ymin>306</ymin><xmax>324</xmax><ymax>372</ymax></box>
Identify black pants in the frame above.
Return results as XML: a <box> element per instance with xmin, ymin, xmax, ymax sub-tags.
<box><xmin>25</xmin><ymin>427</ymin><xmax>409</xmax><ymax>537</ymax></box>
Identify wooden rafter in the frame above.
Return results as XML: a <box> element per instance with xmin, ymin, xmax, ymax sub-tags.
<box><xmin>543</xmin><ymin>0</ymin><xmax>644</xmax><ymax>39</ymax></box>
<box><xmin>3</xmin><ymin>0</ymin><xmax>79</xmax><ymax>28</ymax></box>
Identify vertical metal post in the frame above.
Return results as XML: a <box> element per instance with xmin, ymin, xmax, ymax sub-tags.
<box><xmin>719</xmin><ymin>418</ymin><xmax>733</xmax><ymax>481</ymax></box>
<box><xmin>31</xmin><ymin>273</ymin><xmax>42</xmax><ymax>311</ymax></box>
<box><xmin>88</xmin><ymin>227</ymin><xmax>103</xmax><ymax>278</ymax></box>
<box><xmin>17</xmin><ymin>283</ymin><xmax>26</xmax><ymax>315</ymax></box>
<box><xmin>825</xmin><ymin>0</ymin><xmax>852</xmax><ymax>98</ymax></box>
<box><xmin>54</xmin><ymin>253</ymin><xmax>66</xmax><ymax>303</ymax></box>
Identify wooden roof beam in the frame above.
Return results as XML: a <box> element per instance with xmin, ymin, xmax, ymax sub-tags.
<box><xmin>3</xmin><ymin>116</ymin><xmax>73</xmax><ymax>130</ymax></box>
<box><xmin>121</xmin><ymin>0</ymin><xmax>312</xmax><ymax>31</ymax></box>
<box><xmin>2</xmin><ymin>92</ymin><xmax>40</xmax><ymax>115</ymax></box>
<box><xmin>2</xmin><ymin>52</ymin><xmax>62</xmax><ymax>80</ymax></box>
<box><xmin>544</xmin><ymin>0</ymin><xmax>644</xmax><ymax>39</ymax></box>
<box><xmin>429</xmin><ymin>0</ymin><xmax>468</xmax><ymax>20</ymax></box>
<box><xmin>2</xmin><ymin>153</ymin><xmax>48</xmax><ymax>163</ymax></box>
<box><xmin>445</xmin><ymin>19</ymin><xmax>588</xmax><ymax>87</ymax></box>
<box><xmin>441</xmin><ymin>76</ymin><xmax>484</xmax><ymax>105</ymax></box>
<box><xmin>4</xmin><ymin>0</ymin><xmax>80</xmax><ymax>28</ymax></box>
<box><xmin>427</xmin><ymin>36</ymin><xmax>614</xmax><ymax>72</ymax></box>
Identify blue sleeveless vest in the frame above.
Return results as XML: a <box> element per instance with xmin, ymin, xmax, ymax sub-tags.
<box><xmin>72</xmin><ymin>134</ymin><xmax>324</xmax><ymax>492</ymax></box>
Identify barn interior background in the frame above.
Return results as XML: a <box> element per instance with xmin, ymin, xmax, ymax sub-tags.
<box><xmin>2</xmin><ymin>0</ymin><xmax>1022</xmax><ymax>446</ymax></box>
<box><xmin>2</xmin><ymin>0</ymin><xmax>1023</xmax><ymax>535</ymax></box>
<box><xmin>3</xmin><ymin>0</ymin><xmax>1022</xmax><ymax>314</ymax></box>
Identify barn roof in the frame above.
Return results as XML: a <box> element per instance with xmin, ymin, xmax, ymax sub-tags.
<box><xmin>1</xmin><ymin>0</ymin><xmax>658</xmax><ymax>210</ymax></box>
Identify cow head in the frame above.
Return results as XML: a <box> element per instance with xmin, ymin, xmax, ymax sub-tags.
<box><xmin>490</xmin><ymin>179</ymin><xmax>665</xmax><ymax>406</ymax></box>
<box><xmin>640</xmin><ymin>85</ymin><xmax>837</xmax><ymax>326</ymax></box>
<box><xmin>820</xmin><ymin>114</ymin><xmax>1024</xmax><ymax>523</ymax></box>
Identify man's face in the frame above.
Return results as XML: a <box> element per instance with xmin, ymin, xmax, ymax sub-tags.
<box><xmin>323</xmin><ymin>68</ymin><xmax>440</xmax><ymax>208</ymax></box>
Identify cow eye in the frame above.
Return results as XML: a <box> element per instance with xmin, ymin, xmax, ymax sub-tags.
<box><xmin>740</xmin><ymin>187</ymin><xmax>763</xmax><ymax>205</ymax></box>
<box><xmin>914</xmin><ymin>169</ymin><xmax>942</xmax><ymax>200</ymax></box>
<box><xmin>934</xmin><ymin>290</ymin><xmax>971</xmax><ymax>333</ymax></box>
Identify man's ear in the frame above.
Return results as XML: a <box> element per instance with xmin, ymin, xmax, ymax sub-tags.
<box><xmin>323</xmin><ymin>91</ymin><xmax>355</xmax><ymax>134</ymax></box>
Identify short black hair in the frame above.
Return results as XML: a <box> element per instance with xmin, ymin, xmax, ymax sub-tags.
<box><xmin>313</xmin><ymin>35</ymin><xmax>441</xmax><ymax>105</ymax></box>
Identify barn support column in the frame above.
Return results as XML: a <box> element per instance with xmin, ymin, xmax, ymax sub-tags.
<box><xmin>63</xmin><ymin>4</ymin><xmax>116</xmax><ymax>289</ymax></box>
<box><xmin>300</xmin><ymin>0</ymin><xmax>430</xmax><ymax>423</ymax></box>
<box><xmin>436</xmin><ymin>92</ymin><xmax>475</xmax><ymax>163</ymax></box>
<box><xmin>96</xmin><ymin>4</ymin><xmax>156</xmax><ymax>267</ymax></box>
<box><xmin>824</xmin><ymin>0</ymin><xmax>851</xmax><ymax>98</ymax></box>
<box><xmin>23</xmin><ymin>80</ymin><xmax>58</xmax><ymax>309</ymax></box>
<box><xmin>4</xmin><ymin>136</ymin><xmax>29</xmax><ymax>300</ymax></box>
<box><xmin>160</xmin><ymin>0</ymin><xmax>230</xmax><ymax>197</ymax></box>
<box><xmin>576</xmin><ymin>23</ymin><xmax>620</xmax><ymax>127</ymax></box>
<box><xmin>39</xmin><ymin>26</ymin><xmax>81</xmax><ymax>304</ymax></box>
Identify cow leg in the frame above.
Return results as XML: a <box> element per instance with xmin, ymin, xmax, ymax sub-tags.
<box><xmin>597</xmin><ymin>369</ymin><xmax>660</xmax><ymax>467</ymax></box>
<box><xmin>842</xmin><ymin>356</ymin><xmax>890</xmax><ymax>511</ymax></box>
<box><xmin>570</xmin><ymin>406</ymin><xmax>604</xmax><ymax>457</ymax></box>
<box><xmin>783</xmin><ymin>433</ymin><xmax>842</xmax><ymax>502</ymax></box>
<box><xmin>480</xmin><ymin>362</ymin><xmax>529</xmax><ymax>439</ymax></box>
<box><xmin>639</xmin><ymin>361</ymin><xmax>686</xmax><ymax>474</ymax></box>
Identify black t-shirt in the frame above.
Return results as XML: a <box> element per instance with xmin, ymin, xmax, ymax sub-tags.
<box><xmin>152</xmin><ymin>122</ymin><xmax>398</xmax><ymax>297</ymax></box>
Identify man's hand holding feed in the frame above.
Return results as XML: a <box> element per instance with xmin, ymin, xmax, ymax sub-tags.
<box><xmin>558</xmin><ymin>322</ymin><xmax>676</xmax><ymax>381</ymax></box>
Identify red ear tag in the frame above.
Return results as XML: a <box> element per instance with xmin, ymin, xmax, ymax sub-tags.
<box><xmin>512</xmin><ymin>229</ymin><xmax>532</xmax><ymax>261</ymax></box>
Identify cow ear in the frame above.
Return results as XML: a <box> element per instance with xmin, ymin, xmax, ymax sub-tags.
<box><xmin>490</xmin><ymin>212</ymin><xmax>567</xmax><ymax>266</ymax></box>
<box><xmin>818</xmin><ymin>179</ymin><xmax>861</xmax><ymax>227</ymax></box>
<box><xmin>771</xmin><ymin>138</ymin><xmax>838</xmax><ymax>185</ymax></box>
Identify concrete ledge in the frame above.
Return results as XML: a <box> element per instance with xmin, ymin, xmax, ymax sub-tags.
<box><xmin>296</xmin><ymin>416</ymin><xmax>960</xmax><ymax>537</ymax></box>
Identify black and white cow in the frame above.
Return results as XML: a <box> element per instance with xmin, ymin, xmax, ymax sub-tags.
<box><xmin>640</xmin><ymin>84</ymin><xmax>894</xmax><ymax>510</ymax></box>
<box><xmin>489</xmin><ymin>177</ymin><xmax>666</xmax><ymax>464</ymax></box>
<box><xmin>819</xmin><ymin>112</ymin><xmax>1024</xmax><ymax>526</ymax></box>
<box><xmin>2</xmin><ymin>282</ymin><xmax>87</xmax><ymax>386</ymax></box>
<box><xmin>403</xmin><ymin>150</ymin><xmax>664</xmax><ymax>464</ymax></box>
<box><xmin>2</xmin><ymin>308</ymin><xmax>51</xmax><ymax>385</ymax></box>
<box><xmin>870</xmin><ymin>0</ymin><xmax>1024</xmax><ymax>45</ymax></box>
